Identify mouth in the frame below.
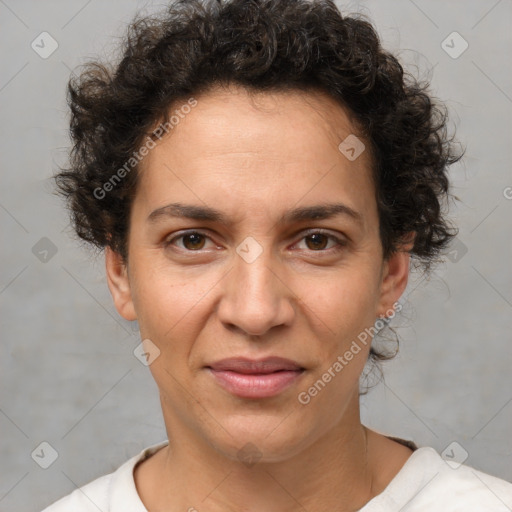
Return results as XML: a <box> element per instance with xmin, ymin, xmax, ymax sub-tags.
<box><xmin>206</xmin><ymin>357</ymin><xmax>305</xmax><ymax>399</ymax></box>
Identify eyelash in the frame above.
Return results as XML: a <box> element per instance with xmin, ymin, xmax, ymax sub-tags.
<box><xmin>164</xmin><ymin>229</ymin><xmax>347</xmax><ymax>254</ymax></box>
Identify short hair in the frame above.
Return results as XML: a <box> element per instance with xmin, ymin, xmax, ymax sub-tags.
<box><xmin>55</xmin><ymin>0</ymin><xmax>463</xmax><ymax>374</ymax></box>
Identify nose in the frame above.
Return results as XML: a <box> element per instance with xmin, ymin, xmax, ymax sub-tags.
<box><xmin>217</xmin><ymin>247</ymin><xmax>295</xmax><ymax>337</ymax></box>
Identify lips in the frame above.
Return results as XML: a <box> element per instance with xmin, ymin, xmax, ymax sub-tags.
<box><xmin>207</xmin><ymin>357</ymin><xmax>305</xmax><ymax>399</ymax></box>
<box><xmin>208</xmin><ymin>357</ymin><xmax>303</xmax><ymax>373</ymax></box>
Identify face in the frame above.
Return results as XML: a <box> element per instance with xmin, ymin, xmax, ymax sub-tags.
<box><xmin>106</xmin><ymin>85</ymin><xmax>410</xmax><ymax>463</ymax></box>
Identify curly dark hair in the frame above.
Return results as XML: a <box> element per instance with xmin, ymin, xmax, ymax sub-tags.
<box><xmin>55</xmin><ymin>0</ymin><xmax>463</xmax><ymax>372</ymax></box>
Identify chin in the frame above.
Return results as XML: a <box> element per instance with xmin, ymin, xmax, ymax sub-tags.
<box><xmin>206</xmin><ymin>413</ymin><xmax>321</xmax><ymax>465</ymax></box>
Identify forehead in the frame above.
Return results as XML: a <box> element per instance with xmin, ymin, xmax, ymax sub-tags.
<box><xmin>135</xmin><ymin>85</ymin><xmax>376</xmax><ymax>227</ymax></box>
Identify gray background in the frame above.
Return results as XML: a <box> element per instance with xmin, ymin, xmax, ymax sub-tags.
<box><xmin>1</xmin><ymin>0</ymin><xmax>511</xmax><ymax>510</ymax></box>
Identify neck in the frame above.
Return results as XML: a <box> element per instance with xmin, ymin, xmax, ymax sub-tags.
<box><xmin>138</xmin><ymin>392</ymin><xmax>385</xmax><ymax>512</ymax></box>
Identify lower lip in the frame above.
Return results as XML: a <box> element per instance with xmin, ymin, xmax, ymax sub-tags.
<box><xmin>208</xmin><ymin>369</ymin><xmax>303</xmax><ymax>398</ymax></box>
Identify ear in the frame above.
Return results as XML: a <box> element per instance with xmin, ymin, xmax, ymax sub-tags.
<box><xmin>105</xmin><ymin>247</ymin><xmax>137</xmax><ymax>321</ymax></box>
<box><xmin>376</xmin><ymin>233</ymin><xmax>414</xmax><ymax>317</ymax></box>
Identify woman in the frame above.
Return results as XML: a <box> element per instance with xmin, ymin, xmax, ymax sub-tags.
<box><xmin>44</xmin><ymin>0</ymin><xmax>512</xmax><ymax>510</ymax></box>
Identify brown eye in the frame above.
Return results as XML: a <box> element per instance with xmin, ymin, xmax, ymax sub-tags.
<box><xmin>166</xmin><ymin>231</ymin><xmax>211</xmax><ymax>251</ymax></box>
<box><xmin>305</xmin><ymin>233</ymin><xmax>329</xmax><ymax>250</ymax></box>
<box><xmin>294</xmin><ymin>230</ymin><xmax>347</xmax><ymax>254</ymax></box>
<box><xmin>181</xmin><ymin>233</ymin><xmax>206</xmax><ymax>250</ymax></box>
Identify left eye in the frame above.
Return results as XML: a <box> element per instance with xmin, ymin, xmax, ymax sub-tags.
<box><xmin>295</xmin><ymin>232</ymin><xmax>345</xmax><ymax>251</ymax></box>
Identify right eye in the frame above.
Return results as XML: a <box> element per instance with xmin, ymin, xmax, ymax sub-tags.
<box><xmin>165</xmin><ymin>231</ymin><xmax>216</xmax><ymax>251</ymax></box>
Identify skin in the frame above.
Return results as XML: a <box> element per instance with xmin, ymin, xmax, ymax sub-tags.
<box><xmin>106</xmin><ymin>84</ymin><xmax>414</xmax><ymax>512</ymax></box>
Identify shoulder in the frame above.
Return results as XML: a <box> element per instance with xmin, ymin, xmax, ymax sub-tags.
<box><xmin>40</xmin><ymin>441</ymin><xmax>168</xmax><ymax>512</ymax></box>
<box><xmin>364</xmin><ymin>445</ymin><xmax>512</xmax><ymax>511</ymax></box>
<box><xmin>40</xmin><ymin>472</ymin><xmax>113</xmax><ymax>512</ymax></box>
<box><xmin>415</xmin><ymin>448</ymin><xmax>512</xmax><ymax>510</ymax></box>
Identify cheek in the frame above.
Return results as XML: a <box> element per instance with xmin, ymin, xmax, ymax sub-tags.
<box><xmin>129</xmin><ymin>262</ymin><xmax>220</xmax><ymax>345</ymax></box>
<box><xmin>298</xmin><ymin>269</ymin><xmax>381</xmax><ymax>344</ymax></box>
<box><xmin>294</xmin><ymin>278</ymin><xmax>379</xmax><ymax>423</ymax></box>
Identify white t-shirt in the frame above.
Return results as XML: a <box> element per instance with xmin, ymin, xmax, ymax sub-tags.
<box><xmin>42</xmin><ymin>440</ymin><xmax>512</xmax><ymax>511</ymax></box>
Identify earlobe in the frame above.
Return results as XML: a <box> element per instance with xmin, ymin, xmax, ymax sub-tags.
<box><xmin>377</xmin><ymin>242</ymin><xmax>413</xmax><ymax>318</ymax></box>
<box><xmin>105</xmin><ymin>247</ymin><xmax>137</xmax><ymax>321</ymax></box>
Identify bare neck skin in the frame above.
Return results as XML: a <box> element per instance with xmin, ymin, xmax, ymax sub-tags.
<box><xmin>134</xmin><ymin>391</ymin><xmax>413</xmax><ymax>512</ymax></box>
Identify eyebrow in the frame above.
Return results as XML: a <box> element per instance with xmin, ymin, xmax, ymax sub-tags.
<box><xmin>147</xmin><ymin>202</ymin><xmax>363</xmax><ymax>226</ymax></box>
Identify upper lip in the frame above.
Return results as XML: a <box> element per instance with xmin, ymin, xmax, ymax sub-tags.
<box><xmin>207</xmin><ymin>357</ymin><xmax>304</xmax><ymax>374</ymax></box>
